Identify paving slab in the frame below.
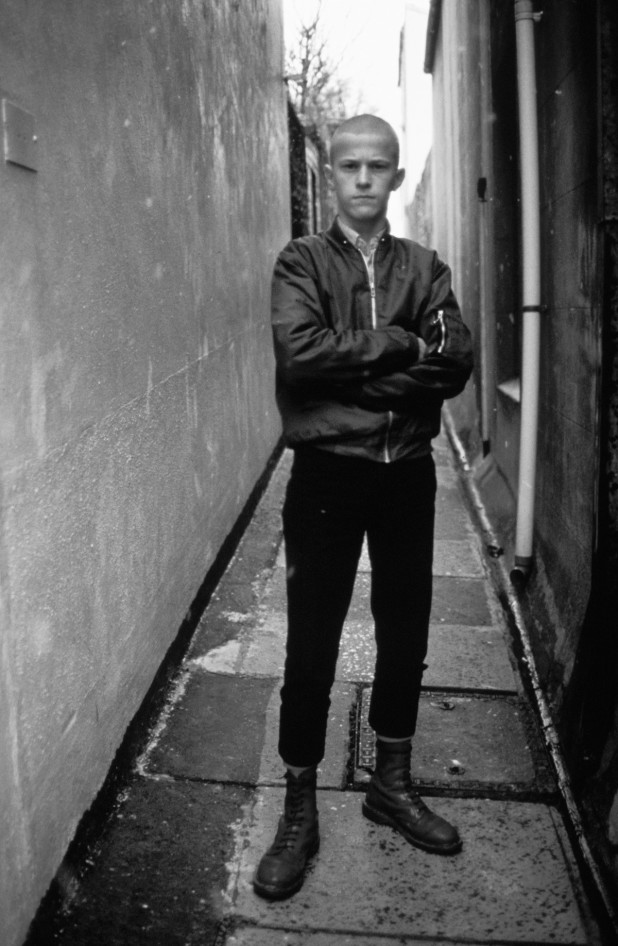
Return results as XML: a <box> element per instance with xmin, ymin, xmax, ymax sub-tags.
<box><xmin>196</xmin><ymin>611</ymin><xmax>288</xmax><ymax>677</ymax></box>
<box><xmin>232</xmin><ymin>561</ymin><xmax>288</xmax><ymax>618</ymax></box>
<box><xmin>336</xmin><ymin>616</ymin><xmax>376</xmax><ymax>682</ymax></box>
<box><xmin>144</xmin><ymin>671</ymin><xmax>276</xmax><ymax>783</ymax></box>
<box><xmin>423</xmin><ymin>624</ymin><xmax>518</xmax><ymax>691</ymax></box>
<box><xmin>431</xmin><ymin>576</ymin><xmax>493</xmax><ymax>625</ymax></box>
<box><xmin>433</xmin><ymin>538</ymin><xmax>485</xmax><ymax>577</ymax></box>
<box><xmin>337</xmin><ymin>619</ymin><xmax>517</xmax><ymax>691</ymax></box>
<box><xmin>355</xmin><ymin>691</ymin><xmax>549</xmax><ymax>792</ymax></box>
<box><xmin>435</xmin><ymin>491</ymin><xmax>473</xmax><ymax>540</ymax></box>
<box><xmin>39</xmin><ymin>779</ymin><xmax>252</xmax><ymax>946</ymax></box>
<box><xmin>258</xmin><ymin>682</ymin><xmax>356</xmax><ymax>789</ymax></box>
<box><xmin>343</xmin><ymin>573</ymin><xmax>497</xmax><ymax>627</ymax></box>
<box><xmin>336</xmin><ymin>574</ymin><xmax>493</xmax><ymax>627</ymax></box>
<box><xmin>230</xmin><ymin>792</ymin><xmax>594</xmax><ymax>944</ymax></box>
<box><xmin>188</xmin><ymin>577</ymin><xmax>268</xmax><ymax>658</ymax></box>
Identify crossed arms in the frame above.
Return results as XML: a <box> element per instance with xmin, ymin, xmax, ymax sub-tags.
<box><xmin>271</xmin><ymin>243</ymin><xmax>473</xmax><ymax>413</ymax></box>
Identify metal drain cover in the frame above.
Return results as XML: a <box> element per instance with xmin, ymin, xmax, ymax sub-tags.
<box><xmin>354</xmin><ymin>688</ymin><xmax>556</xmax><ymax>798</ymax></box>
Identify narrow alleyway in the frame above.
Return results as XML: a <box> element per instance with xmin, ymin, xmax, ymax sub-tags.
<box><xmin>30</xmin><ymin>432</ymin><xmax>608</xmax><ymax>945</ymax></box>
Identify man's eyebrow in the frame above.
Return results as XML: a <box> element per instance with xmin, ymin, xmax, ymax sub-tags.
<box><xmin>336</xmin><ymin>156</ymin><xmax>393</xmax><ymax>164</ymax></box>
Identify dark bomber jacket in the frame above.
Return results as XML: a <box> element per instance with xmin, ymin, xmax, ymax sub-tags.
<box><xmin>271</xmin><ymin>220</ymin><xmax>473</xmax><ymax>463</ymax></box>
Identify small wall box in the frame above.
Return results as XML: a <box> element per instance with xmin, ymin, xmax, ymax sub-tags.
<box><xmin>2</xmin><ymin>98</ymin><xmax>37</xmax><ymax>171</ymax></box>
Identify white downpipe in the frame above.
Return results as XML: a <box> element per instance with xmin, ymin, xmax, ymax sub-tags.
<box><xmin>512</xmin><ymin>0</ymin><xmax>542</xmax><ymax>586</ymax></box>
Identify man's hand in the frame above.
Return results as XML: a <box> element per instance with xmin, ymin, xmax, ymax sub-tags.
<box><xmin>417</xmin><ymin>337</ymin><xmax>428</xmax><ymax>361</ymax></box>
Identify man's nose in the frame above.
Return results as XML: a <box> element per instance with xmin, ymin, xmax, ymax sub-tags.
<box><xmin>356</xmin><ymin>165</ymin><xmax>371</xmax><ymax>187</ymax></box>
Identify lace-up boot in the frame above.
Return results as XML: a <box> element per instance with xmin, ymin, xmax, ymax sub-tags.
<box><xmin>253</xmin><ymin>767</ymin><xmax>320</xmax><ymax>900</ymax></box>
<box><xmin>363</xmin><ymin>739</ymin><xmax>462</xmax><ymax>854</ymax></box>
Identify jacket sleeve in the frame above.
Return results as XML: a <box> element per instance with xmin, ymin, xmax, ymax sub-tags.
<box><xmin>271</xmin><ymin>241</ymin><xmax>422</xmax><ymax>386</ymax></box>
<box><xmin>345</xmin><ymin>254</ymin><xmax>473</xmax><ymax>410</ymax></box>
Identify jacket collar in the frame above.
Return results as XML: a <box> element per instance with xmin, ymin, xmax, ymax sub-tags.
<box><xmin>327</xmin><ymin>217</ymin><xmax>392</xmax><ymax>247</ymax></box>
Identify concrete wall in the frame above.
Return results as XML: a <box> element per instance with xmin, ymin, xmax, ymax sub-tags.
<box><xmin>425</xmin><ymin>1</ymin><xmax>483</xmax><ymax>456</ymax></box>
<box><xmin>406</xmin><ymin>157</ymin><xmax>433</xmax><ymax>249</ymax></box>
<box><xmin>0</xmin><ymin>3</ymin><xmax>288</xmax><ymax>944</ymax></box>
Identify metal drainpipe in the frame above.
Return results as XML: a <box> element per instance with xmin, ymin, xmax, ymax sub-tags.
<box><xmin>511</xmin><ymin>0</ymin><xmax>543</xmax><ymax>587</ymax></box>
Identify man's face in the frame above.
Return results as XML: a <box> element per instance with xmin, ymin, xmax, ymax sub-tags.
<box><xmin>326</xmin><ymin>130</ymin><xmax>405</xmax><ymax>236</ymax></box>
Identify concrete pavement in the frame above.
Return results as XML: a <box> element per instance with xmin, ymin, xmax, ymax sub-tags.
<box><xmin>28</xmin><ymin>433</ymin><xmax>607</xmax><ymax>945</ymax></box>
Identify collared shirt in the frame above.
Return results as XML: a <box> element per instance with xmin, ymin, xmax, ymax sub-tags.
<box><xmin>337</xmin><ymin>217</ymin><xmax>387</xmax><ymax>330</ymax></box>
<box><xmin>337</xmin><ymin>217</ymin><xmax>386</xmax><ymax>261</ymax></box>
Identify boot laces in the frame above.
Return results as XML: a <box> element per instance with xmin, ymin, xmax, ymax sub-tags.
<box><xmin>390</xmin><ymin>768</ymin><xmax>429</xmax><ymax>814</ymax></box>
<box><xmin>271</xmin><ymin>781</ymin><xmax>310</xmax><ymax>852</ymax></box>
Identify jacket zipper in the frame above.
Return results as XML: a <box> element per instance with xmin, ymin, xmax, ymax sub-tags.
<box><xmin>359</xmin><ymin>246</ymin><xmax>392</xmax><ymax>463</ymax></box>
<box><xmin>434</xmin><ymin>308</ymin><xmax>446</xmax><ymax>352</ymax></box>
<box><xmin>383</xmin><ymin>410</ymin><xmax>393</xmax><ymax>463</ymax></box>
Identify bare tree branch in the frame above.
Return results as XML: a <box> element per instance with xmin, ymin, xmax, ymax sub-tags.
<box><xmin>285</xmin><ymin>4</ymin><xmax>350</xmax><ymax>134</ymax></box>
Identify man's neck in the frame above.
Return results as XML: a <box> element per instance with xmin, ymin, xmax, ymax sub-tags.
<box><xmin>337</xmin><ymin>216</ymin><xmax>387</xmax><ymax>244</ymax></box>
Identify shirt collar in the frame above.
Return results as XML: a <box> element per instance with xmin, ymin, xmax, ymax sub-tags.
<box><xmin>336</xmin><ymin>217</ymin><xmax>387</xmax><ymax>256</ymax></box>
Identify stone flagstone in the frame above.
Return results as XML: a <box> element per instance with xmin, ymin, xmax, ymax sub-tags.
<box><xmin>229</xmin><ymin>792</ymin><xmax>592</xmax><ymax>944</ymax></box>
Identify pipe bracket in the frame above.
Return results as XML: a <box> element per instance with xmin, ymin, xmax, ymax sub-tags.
<box><xmin>514</xmin><ymin>5</ymin><xmax>543</xmax><ymax>24</ymax></box>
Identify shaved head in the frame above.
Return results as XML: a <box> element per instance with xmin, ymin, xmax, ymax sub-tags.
<box><xmin>329</xmin><ymin>114</ymin><xmax>400</xmax><ymax>165</ymax></box>
<box><xmin>325</xmin><ymin>113</ymin><xmax>405</xmax><ymax>239</ymax></box>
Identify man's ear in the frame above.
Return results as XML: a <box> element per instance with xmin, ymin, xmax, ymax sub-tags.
<box><xmin>391</xmin><ymin>168</ymin><xmax>406</xmax><ymax>192</ymax></box>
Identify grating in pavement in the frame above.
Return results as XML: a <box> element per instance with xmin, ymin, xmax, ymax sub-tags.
<box><xmin>354</xmin><ymin>686</ymin><xmax>557</xmax><ymax>799</ymax></box>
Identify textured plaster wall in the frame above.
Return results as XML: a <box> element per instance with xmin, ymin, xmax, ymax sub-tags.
<box><xmin>429</xmin><ymin>2</ymin><xmax>484</xmax><ymax>452</ymax></box>
<box><xmin>0</xmin><ymin>3</ymin><xmax>288</xmax><ymax>945</ymax></box>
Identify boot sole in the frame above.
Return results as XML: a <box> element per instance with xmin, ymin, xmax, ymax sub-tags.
<box><xmin>252</xmin><ymin>837</ymin><xmax>320</xmax><ymax>901</ymax></box>
<box><xmin>362</xmin><ymin>800</ymin><xmax>462</xmax><ymax>855</ymax></box>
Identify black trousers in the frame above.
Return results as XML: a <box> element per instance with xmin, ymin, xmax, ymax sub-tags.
<box><xmin>278</xmin><ymin>446</ymin><xmax>437</xmax><ymax>768</ymax></box>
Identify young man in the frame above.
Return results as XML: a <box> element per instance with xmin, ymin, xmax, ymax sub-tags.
<box><xmin>253</xmin><ymin>115</ymin><xmax>473</xmax><ymax>901</ymax></box>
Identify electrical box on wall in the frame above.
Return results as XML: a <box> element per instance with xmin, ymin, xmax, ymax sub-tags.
<box><xmin>2</xmin><ymin>98</ymin><xmax>37</xmax><ymax>171</ymax></box>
